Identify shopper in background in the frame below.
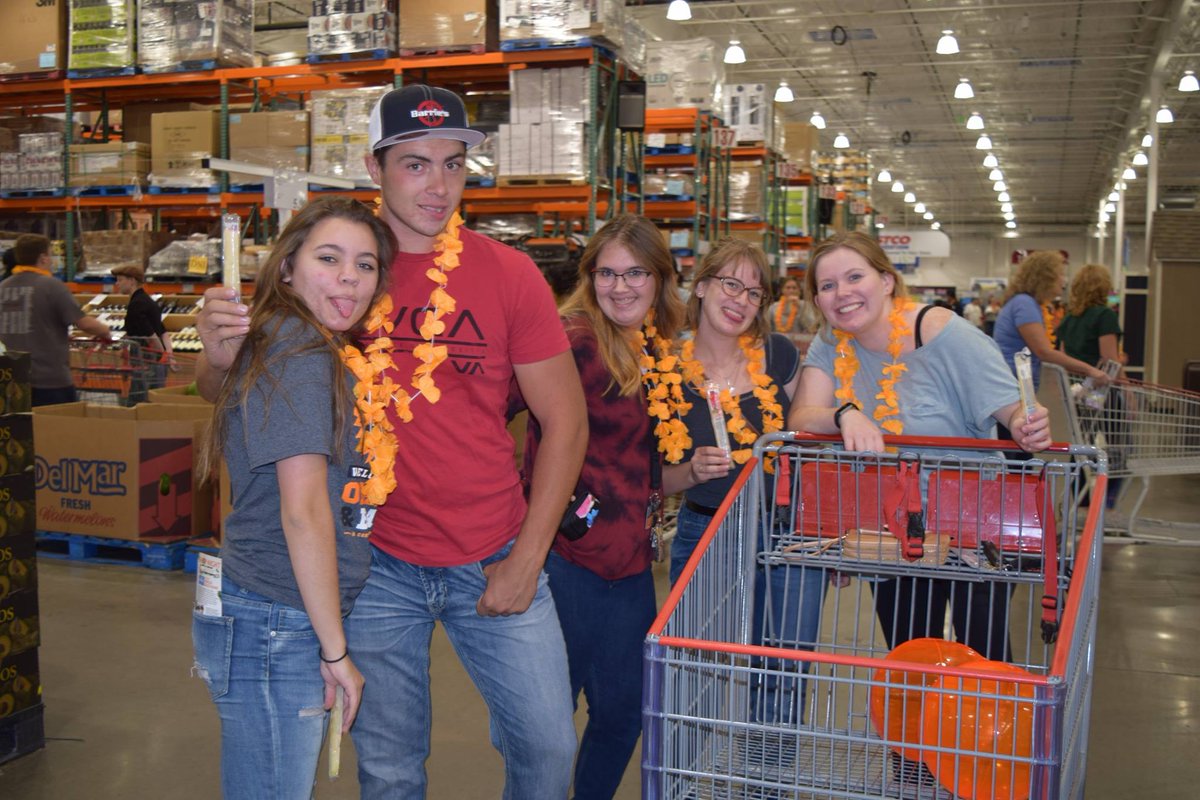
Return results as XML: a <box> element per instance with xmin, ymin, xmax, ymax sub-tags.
<box><xmin>963</xmin><ymin>295</ymin><xmax>984</xmax><ymax>329</ymax></box>
<box><xmin>194</xmin><ymin>84</ymin><xmax>586</xmax><ymax>799</ymax></box>
<box><xmin>768</xmin><ymin>275</ymin><xmax>819</xmax><ymax>355</ymax></box>
<box><xmin>789</xmin><ymin>231</ymin><xmax>1051</xmax><ymax>664</ymax></box>
<box><xmin>983</xmin><ymin>294</ymin><xmax>1001</xmax><ymax>336</ymax></box>
<box><xmin>111</xmin><ymin>264</ymin><xmax>176</xmax><ymax>397</ymax></box>
<box><xmin>0</xmin><ymin>233</ymin><xmax>111</xmax><ymax>405</ymax></box>
<box><xmin>992</xmin><ymin>250</ymin><xmax>1108</xmax><ymax>441</ymax></box>
<box><xmin>522</xmin><ymin>214</ymin><xmax>685</xmax><ymax>799</ymax></box>
<box><xmin>192</xmin><ymin>196</ymin><xmax>393</xmax><ymax>799</ymax></box>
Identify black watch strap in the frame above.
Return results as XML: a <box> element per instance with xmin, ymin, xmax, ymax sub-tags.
<box><xmin>833</xmin><ymin>401</ymin><xmax>860</xmax><ymax>429</ymax></box>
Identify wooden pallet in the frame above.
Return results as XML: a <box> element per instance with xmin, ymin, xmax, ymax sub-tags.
<box><xmin>36</xmin><ymin>531</ymin><xmax>188</xmax><ymax>571</ymax></box>
<box><xmin>497</xmin><ymin>175</ymin><xmax>589</xmax><ymax>187</ymax></box>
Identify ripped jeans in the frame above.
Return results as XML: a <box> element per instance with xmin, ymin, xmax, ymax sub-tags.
<box><xmin>192</xmin><ymin>577</ymin><xmax>328</xmax><ymax>799</ymax></box>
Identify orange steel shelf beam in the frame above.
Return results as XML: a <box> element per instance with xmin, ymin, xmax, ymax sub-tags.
<box><xmin>645</xmin><ymin>154</ymin><xmax>698</xmax><ymax>169</ymax></box>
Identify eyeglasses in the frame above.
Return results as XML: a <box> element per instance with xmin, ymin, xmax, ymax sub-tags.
<box><xmin>591</xmin><ymin>267</ymin><xmax>652</xmax><ymax>289</ymax></box>
<box><xmin>710</xmin><ymin>276</ymin><xmax>766</xmax><ymax>307</ymax></box>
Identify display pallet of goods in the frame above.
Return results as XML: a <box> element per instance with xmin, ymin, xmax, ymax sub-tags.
<box><xmin>0</xmin><ymin>352</ymin><xmax>43</xmax><ymax>765</ymax></box>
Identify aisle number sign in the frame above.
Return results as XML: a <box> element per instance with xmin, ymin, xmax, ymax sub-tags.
<box><xmin>817</xmin><ymin>184</ymin><xmax>837</xmax><ymax>200</ymax></box>
<box><xmin>714</xmin><ymin>127</ymin><xmax>737</xmax><ymax>148</ymax></box>
<box><xmin>849</xmin><ymin>200</ymin><xmax>867</xmax><ymax>216</ymax></box>
<box><xmin>778</xmin><ymin>163</ymin><xmax>803</xmax><ymax>180</ymax></box>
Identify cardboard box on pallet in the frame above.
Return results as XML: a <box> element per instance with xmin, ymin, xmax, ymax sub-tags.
<box><xmin>0</xmin><ymin>648</ymin><xmax>40</xmax><ymax>721</ymax></box>
<box><xmin>228</xmin><ymin>112</ymin><xmax>310</xmax><ymax>184</ymax></box>
<box><xmin>68</xmin><ymin>143</ymin><xmax>150</xmax><ymax>188</ymax></box>
<box><xmin>138</xmin><ymin>0</ymin><xmax>254</xmax><ymax>74</ymax></box>
<box><xmin>0</xmin><ymin>354</ymin><xmax>32</xmax><ymax>416</ymax></box>
<box><xmin>68</xmin><ymin>0</ymin><xmax>136</xmax><ymax>73</ymax></box>
<box><xmin>79</xmin><ymin>230</ymin><xmax>175</xmax><ymax>280</ymax></box>
<box><xmin>310</xmin><ymin>87</ymin><xmax>386</xmax><ymax>182</ymax></box>
<box><xmin>724</xmin><ymin>83</ymin><xmax>775</xmax><ymax>145</ymax></box>
<box><xmin>400</xmin><ymin>0</ymin><xmax>499</xmax><ymax>53</ymax></box>
<box><xmin>144</xmin><ymin>388</ymin><xmax>227</xmax><ymax>540</ymax></box>
<box><xmin>498</xmin><ymin>0</ymin><xmax>623</xmax><ymax>45</ymax></box>
<box><xmin>149</xmin><ymin>110</ymin><xmax>221</xmax><ymax>189</ymax></box>
<box><xmin>32</xmin><ymin>402</ymin><xmax>213</xmax><ymax>542</ymax></box>
<box><xmin>0</xmin><ymin>0</ymin><xmax>68</xmax><ymax>77</ymax></box>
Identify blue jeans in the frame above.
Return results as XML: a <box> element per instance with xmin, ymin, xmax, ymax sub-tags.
<box><xmin>671</xmin><ymin>503</ymin><xmax>827</xmax><ymax>725</ymax></box>
<box><xmin>545</xmin><ymin>553</ymin><xmax>655</xmax><ymax>800</ymax></box>
<box><xmin>345</xmin><ymin>542</ymin><xmax>576</xmax><ymax>799</ymax></box>
<box><xmin>191</xmin><ymin>577</ymin><xmax>328</xmax><ymax>800</ymax></box>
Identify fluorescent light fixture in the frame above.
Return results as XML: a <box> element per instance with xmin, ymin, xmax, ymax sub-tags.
<box><xmin>1107</xmin><ymin>191</ymin><xmax>1120</xmax><ymax>202</ymax></box>
<box><xmin>904</xmin><ymin>192</ymin><xmax>916</xmax><ymax>203</ymax></box>
<box><xmin>1103</xmin><ymin>202</ymin><xmax>1116</xmax><ymax>213</ymax></box>
<box><xmin>876</xmin><ymin>221</ymin><xmax>886</xmax><ymax>229</ymax></box>
<box><xmin>954</xmin><ymin>79</ymin><xmax>974</xmax><ymax>99</ymax></box>
<box><xmin>982</xmin><ymin>153</ymin><xmax>999</xmax><ymax>168</ymax></box>
<box><xmin>1142</xmin><ymin>133</ymin><xmax>1153</xmax><ymax>147</ymax></box>
<box><xmin>1122</xmin><ymin>166</ymin><xmax>1137</xmax><ymax>180</ymax></box>
<box><xmin>774</xmin><ymin>81</ymin><xmax>794</xmax><ymax>103</ymax></box>
<box><xmin>966</xmin><ymin>112</ymin><xmax>985</xmax><ymax>130</ymax></box>
<box><xmin>724</xmin><ymin>40</ymin><xmax>746</xmax><ymax>64</ymax></box>
<box><xmin>1132</xmin><ymin>150</ymin><xmax>1148</xmax><ymax>166</ymax></box>
<box><xmin>993</xmin><ymin>180</ymin><xmax>1007</xmax><ymax>192</ymax></box>
<box><xmin>914</xmin><ymin>202</ymin><xmax>927</xmax><ymax>213</ymax></box>
<box><xmin>877</xmin><ymin>168</ymin><xmax>892</xmax><ymax>182</ymax></box>
<box><xmin>1180</xmin><ymin>70</ymin><xmax>1199</xmax><ymax>92</ymax></box>
<box><xmin>998</xmin><ymin>191</ymin><xmax>1011</xmax><ymax>202</ymax></box>
<box><xmin>1156</xmin><ymin>105</ymin><xmax>1174</xmax><ymax>124</ymax></box>
<box><xmin>810</xmin><ymin>110</ymin><xmax>827</xmax><ymax>129</ymax></box>
<box><xmin>1003</xmin><ymin>212</ymin><xmax>1015</xmax><ymax>221</ymax></box>
<box><xmin>1006</xmin><ymin>221</ymin><xmax>1017</xmax><ymax>229</ymax></box>
<box><xmin>1100</xmin><ymin>212</ymin><xmax>1111</xmax><ymax>222</ymax></box>
<box><xmin>931</xmin><ymin>221</ymin><xmax>941</xmax><ymax>230</ymax></box>
<box><xmin>1001</xmin><ymin>203</ymin><xmax>1013</xmax><ymax>213</ymax></box>
<box><xmin>936</xmin><ymin>30</ymin><xmax>959</xmax><ymax>55</ymax></box>
<box><xmin>666</xmin><ymin>0</ymin><xmax>692</xmax><ymax>21</ymax></box>
<box><xmin>833</xmin><ymin>132</ymin><xmax>850</xmax><ymax>148</ymax></box>
<box><xmin>923</xmin><ymin>211</ymin><xmax>934</xmax><ymax>220</ymax></box>
<box><xmin>891</xmin><ymin>180</ymin><xmax>905</xmax><ymax>193</ymax></box>
<box><xmin>988</xmin><ymin>168</ymin><xmax>1003</xmax><ymax>181</ymax></box>
<box><xmin>976</xmin><ymin>134</ymin><xmax>992</xmax><ymax>149</ymax></box>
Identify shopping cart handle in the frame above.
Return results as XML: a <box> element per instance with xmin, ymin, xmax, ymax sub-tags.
<box><xmin>771</xmin><ymin>431</ymin><xmax>1079</xmax><ymax>454</ymax></box>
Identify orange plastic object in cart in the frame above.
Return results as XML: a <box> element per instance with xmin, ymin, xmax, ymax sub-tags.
<box><xmin>867</xmin><ymin>638</ymin><xmax>982</xmax><ymax>761</ymax></box>
<box><xmin>920</xmin><ymin>659</ymin><xmax>1036</xmax><ymax>800</ymax></box>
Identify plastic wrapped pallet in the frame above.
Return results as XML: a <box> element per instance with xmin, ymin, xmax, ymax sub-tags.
<box><xmin>78</xmin><ymin>230</ymin><xmax>175</xmax><ymax>279</ymax></box>
<box><xmin>724</xmin><ymin>84</ymin><xmax>775</xmax><ymax>145</ymax></box>
<box><xmin>399</xmin><ymin>0</ymin><xmax>498</xmax><ymax>54</ymax></box>
<box><xmin>309</xmin><ymin>87</ymin><xmax>387</xmax><ymax>183</ymax></box>
<box><xmin>307</xmin><ymin>0</ymin><xmax>397</xmax><ymax>58</ymax></box>
<box><xmin>68</xmin><ymin>0</ymin><xmax>136</xmax><ymax>73</ymax></box>
<box><xmin>228</xmin><ymin>111</ymin><xmax>310</xmax><ymax>184</ymax></box>
<box><xmin>147</xmin><ymin>237</ymin><xmax>222</xmax><ymax>280</ymax></box>
<box><xmin>138</xmin><ymin>0</ymin><xmax>255</xmax><ymax>74</ymax></box>
<box><xmin>9</xmin><ymin>133</ymin><xmax>64</xmax><ymax>192</ymax></box>
<box><xmin>497</xmin><ymin>121</ymin><xmax>584</xmax><ymax>178</ymax></box>
<box><xmin>68</xmin><ymin>142</ymin><xmax>150</xmax><ymax>188</ymax></box>
<box><xmin>728</xmin><ymin>162</ymin><xmax>765</xmax><ymax>221</ymax></box>
<box><xmin>498</xmin><ymin>0</ymin><xmax>623</xmax><ymax>46</ymax></box>
<box><xmin>645</xmin><ymin>38</ymin><xmax>724</xmax><ymax>111</ymax></box>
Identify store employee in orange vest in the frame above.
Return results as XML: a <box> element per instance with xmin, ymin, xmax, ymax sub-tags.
<box><xmin>0</xmin><ymin>233</ymin><xmax>111</xmax><ymax>405</ymax></box>
<box><xmin>193</xmin><ymin>84</ymin><xmax>587</xmax><ymax>798</ymax></box>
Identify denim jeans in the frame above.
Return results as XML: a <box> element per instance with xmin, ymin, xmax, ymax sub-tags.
<box><xmin>345</xmin><ymin>542</ymin><xmax>576</xmax><ymax>800</ymax></box>
<box><xmin>671</xmin><ymin>503</ymin><xmax>827</xmax><ymax>725</ymax></box>
<box><xmin>191</xmin><ymin>577</ymin><xmax>327</xmax><ymax>800</ymax></box>
<box><xmin>545</xmin><ymin>553</ymin><xmax>655</xmax><ymax>800</ymax></box>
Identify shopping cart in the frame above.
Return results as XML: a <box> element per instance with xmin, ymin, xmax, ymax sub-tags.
<box><xmin>644</xmin><ymin>432</ymin><xmax>1105</xmax><ymax>800</ymax></box>
<box><xmin>70</xmin><ymin>338</ymin><xmax>197</xmax><ymax>405</ymax></box>
<box><xmin>1044</xmin><ymin>363</ymin><xmax>1200</xmax><ymax>535</ymax></box>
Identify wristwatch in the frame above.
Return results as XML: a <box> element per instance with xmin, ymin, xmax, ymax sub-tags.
<box><xmin>833</xmin><ymin>402</ymin><xmax>860</xmax><ymax>429</ymax></box>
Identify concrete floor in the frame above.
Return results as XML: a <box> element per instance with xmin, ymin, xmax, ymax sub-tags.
<box><xmin>0</xmin><ymin>475</ymin><xmax>1197</xmax><ymax>799</ymax></box>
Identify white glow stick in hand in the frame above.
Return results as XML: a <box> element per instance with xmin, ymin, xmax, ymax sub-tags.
<box><xmin>328</xmin><ymin>686</ymin><xmax>343</xmax><ymax>779</ymax></box>
<box><xmin>221</xmin><ymin>213</ymin><xmax>241</xmax><ymax>300</ymax></box>
<box><xmin>705</xmin><ymin>380</ymin><xmax>732</xmax><ymax>455</ymax></box>
<box><xmin>1013</xmin><ymin>347</ymin><xmax>1038</xmax><ymax>421</ymax></box>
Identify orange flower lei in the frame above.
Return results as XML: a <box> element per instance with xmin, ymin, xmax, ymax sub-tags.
<box><xmin>773</xmin><ymin>298</ymin><xmax>799</xmax><ymax>332</ymax></box>
<box><xmin>339</xmin><ymin>212</ymin><xmax>465</xmax><ymax>504</ymax></box>
<box><xmin>678</xmin><ymin>335</ymin><xmax>785</xmax><ymax>465</ymax></box>
<box><xmin>637</xmin><ymin>311</ymin><xmax>693</xmax><ymax>463</ymax></box>
<box><xmin>833</xmin><ymin>295</ymin><xmax>912</xmax><ymax>436</ymax></box>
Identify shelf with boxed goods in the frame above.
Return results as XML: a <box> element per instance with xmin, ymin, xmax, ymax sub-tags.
<box><xmin>722</xmin><ymin>145</ymin><xmax>786</xmax><ymax>277</ymax></box>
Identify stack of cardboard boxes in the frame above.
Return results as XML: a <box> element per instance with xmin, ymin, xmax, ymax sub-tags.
<box><xmin>310</xmin><ymin>87</ymin><xmax>387</xmax><ymax>182</ymax></box>
<box><xmin>68</xmin><ymin>0</ymin><xmax>137</xmax><ymax>74</ymax></box>
<box><xmin>0</xmin><ymin>0</ymin><xmax>68</xmax><ymax>78</ymax></box>
<box><xmin>499</xmin><ymin>67</ymin><xmax>591</xmax><ymax>179</ymax></box>
<box><xmin>68</xmin><ymin>142</ymin><xmax>150</xmax><ymax>189</ymax></box>
<box><xmin>228</xmin><ymin>111</ymin><xmax>311</xmax><ymax>184</ymax></box>
<box><xmin>0</xmin><ymin>353</ymin><xmax>43</xmax><ymax>765</ymax></box>
<box><xmin>0</xmin><ymin>133</ymin><xmax>63</xmax><ymax>194</ymax></box>
<box><xmin>308</xmin><ymin>0</ymin><xmax>398</xmax><ymax>58</ymax></box>
<box><xmin>148</xmin><ymin>111</ymin><xmax>221</xmax><ymax>189</ymax></box>
<box><xmin>498</xmin><ymin>0</ymin><xmax>624</xmax><ymax>45</ymax></box>
<box><xmin>137</xmin><ymin>0</ymin><xmax>255</xmax><ymax>73</ymax></box>
<box><xmin>400</xmin><ymin>0</ymin><xmax>499</xmax><ymax>54</ymax></box>
<box><xmin>76</xmin><ymin>230</ymin><xmax>176</xmax><ymax>280</ymax></box>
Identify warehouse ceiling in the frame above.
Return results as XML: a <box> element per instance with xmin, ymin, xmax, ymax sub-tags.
<box><xmin>630</xmin><ymin>0</ymin><xmax>1200</xmax><ymax>236</ymax></box>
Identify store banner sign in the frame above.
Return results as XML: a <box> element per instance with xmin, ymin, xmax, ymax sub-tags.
<box><xmin>879</xmin><ymin>230</ymin><xmax>951</xmax><ymax>260</ymax></box>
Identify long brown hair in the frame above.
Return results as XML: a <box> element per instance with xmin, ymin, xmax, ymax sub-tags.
<box><xmin>687</xmin><ymin>238</ymin><xmax>773</xmax><ymax>343</ymax></box>
<box><xmin>1066</xmin><ymin>263</ymin><xmax>1112</xmax><ymax>316</ymax></box>
<box><xmin>1006</xmin><ymin>250</ymin><xmax>1064</xmax><ymax>305</ymax></box>
<box><xmin>559</xmin><ymin>214</ymin><xmax>685</xmax><ymax>396</ymax></box>
<box><xmin>200</xmin><ymin>196</ymin><xmax>397</xmax><ymax>481</ymax></box>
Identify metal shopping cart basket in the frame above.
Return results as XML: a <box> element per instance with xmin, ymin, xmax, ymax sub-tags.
<box><xmin>1044</xmin><ymin>363</ymin><xmax>1200</xmax><ymax>535</ymax></box>
<box><xmin>70</xmin><ymin>338</ymin><xmax>198</xmax><ymax>405</ymax></box>
<box><xmin>644</xmin><ymin>432</ymin><xmax>1106</xmax><ymax>800</ymax></box>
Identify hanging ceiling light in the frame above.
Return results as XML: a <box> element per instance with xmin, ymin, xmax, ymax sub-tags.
<box><xmin>1001</xmin><ymin>203</ymin><xmax>1013</xmax><ymax>213</ymax></box>
<box><xmin>993</xmin><ymin>180</ymin><xmax>1007</xmax><ymax>192</ymax></box>
<box><xmin>954</xmin><ymin>78</ymin><xmax>974</xmax><ymax>99</ymax></box>
<box><xmin>877</xmin><ymin>168</ymin><xmax>892</xmax><ymax>182</ymax></box>
<box><xmin>904</xmin><ymin>192</ymin><xmax>916</xmax><ymax>203</ymax></box>
<box><xmin>931</xmin><ymin>221</ymin><xmax>941</xmax><ymax>230</ymax></box>
<box><xmin>1122</xmin><ymin>166</ymin><xmax>1137</xmax><ymax>180</ymax></box>
<box><xmin>1100</xmin><ymin>211</ymin><xmax>1111</xmax><ymax>223</ymax></box>
<box><xmin>976</xmin><ymin>134</ymin><xmax>992</xmax><ymax>149</ymax></box>
<box><xmin>774</xmin><ymin>81</ymin><xmax>795</xmax><ymax>103</ymax></box>
<box><xmin>923</xmin><ymin>211</ymin><xmax>934</xmax><ymax>220</ymax></box>
<box><xmin>1117</xmin><ymin>180</ymin><xmax>1128</xmax><ymax>190</ymax></box>
<box><xmin>914</xmin><ymin>202</ymin><xmax>927</xmax><ymax>213</ymax></box>
<box><xmin>1132</xmin><ymin>150</ymin><xmax>1148</xmax><ymax>166</ymax></box>
<box><xmin>988</xmin><ymin>168</ymin><xmax>1003</xmax><ymax>181</ymax></box>
<box><xmin>724</xmin><ymin>40</ymin><xmax>746</xmax><ymax>64</ymax></box>
<box><xmin>1180</xmin><ymin>70</ymin><xmax>1199</xmax><ymax>92</ymax></box>
<box><xmin>891</xmin><ymin>180</ymin><xmax>905</xmax><ymax>193</ymax></box>
<box><xmin>936</xmin><ymin>30</ymin><xmax>960</xmax><ymax>55</ymax></box>
<box><xmin>833</xmin><ymin>132</ymin><xmax>850</xmax><ymax>148</ymax></box>
<box><xmin>809</xmin><ymin>110</ymin><xmax>827</xmax><ymax>130</ymax></box>
<box><xmin>1107</xmin><ymin>190</ymin><xmax>1120</xmax><ymax>202</ymax></box>
<box><xmin>1006</xmin><ymin>221</ymin><xmax>1018</xmax><ymax>229</ymax></box>
<box><xmin>1142</xmin><ymin>133</ymin><xmax>1153</xmax><ymax>147</ymax></box>
<box><xmin>1156</xmin><ymin>105</ymin><xmax>1174</xmax><ymax>124</ymax></box>
<box><xmin>1003</xmin><ymin>212</ymin><xmax>1016</xmax><ymax>221</ymax></box>
<box><xmin>666</xmin><ymin>0</ymin><xmax>692</xmax><ymax>21</ymax></box>
<box><xmin>1104</xmin><ymin>202</ymin><xmax>1116</xmax><ymax>213</ymax></box>
<box><xmin>998</xmin><ymin>191</ymin><xmax>1011</xmax><ymax>202</ymax></box>
<box><xmin>966</xmin><ymin>112</ymin><xmax>985</xmax><ymax>130</ymax></box>
<box><xmin>982</xmin><ymin>153</ymin><xmax>999</xmax><ymax>168</ymax></box>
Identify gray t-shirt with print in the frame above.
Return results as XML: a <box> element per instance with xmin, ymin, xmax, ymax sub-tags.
<box><xmin>220</xmin><ymin>317</ymin><xmax>374</xmax><ymax>615</ymax></box>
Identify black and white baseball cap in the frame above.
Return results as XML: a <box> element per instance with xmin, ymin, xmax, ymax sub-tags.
<box><xmin>367</xmin><ymin>84</ymin><xmax>486</xmax><ymax>151</ymax></box>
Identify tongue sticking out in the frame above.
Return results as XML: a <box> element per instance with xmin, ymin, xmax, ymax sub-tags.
<box><xmin>331</xmin><ymin>298</ymin><xmax>355</xmax><ymax>318</ymax></box>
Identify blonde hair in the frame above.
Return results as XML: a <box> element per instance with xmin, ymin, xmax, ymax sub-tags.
<box><xmin>559</xmin><ymin>215</ymin><xmax>685</xmax><ymax>396</ymax></box>
<box><xmin>1067</xmin><ymin>263</ymin><xmax>1113</xmax><ymax>316</ymax></box>
<box><xmin>687</xmin><ymin>238</ymin><xmax>772</xmax><ymax>343</ymax></box>
<box><xmin>1006</xmin><ymin>250</ymin><xmax>1064</xmax><ymax>305</ymax></box>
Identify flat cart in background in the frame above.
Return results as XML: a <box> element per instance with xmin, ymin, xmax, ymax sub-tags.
<box><xmin>644</xmin><ymin>432</ymin><xmax>1105</xmax><ymax>800</ymax></box>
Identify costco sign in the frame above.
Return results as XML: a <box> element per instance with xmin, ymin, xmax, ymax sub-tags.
<box><xmin>878</xmin><ymin>230</ymin><xmax>951</xmax><ymax>259</ymax></box>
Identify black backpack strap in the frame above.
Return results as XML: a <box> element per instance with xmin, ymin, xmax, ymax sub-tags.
<box><xmin>914</xmin><ymin>304</ymin><xmax>936</xmax><ymax>349</ymax></box>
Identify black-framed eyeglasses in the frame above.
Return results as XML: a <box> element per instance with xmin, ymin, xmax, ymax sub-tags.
<box><xmin>710</xmin><ymin>276</ymin><xmax>766</xmax><ymax>307</ymax></box>
<box><xmin>591</xmin><ymin>267</ymin><xmax>652</xmax><ymax>289</ymax></box>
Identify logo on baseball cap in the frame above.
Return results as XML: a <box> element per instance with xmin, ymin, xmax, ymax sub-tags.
<box><xmin>368</xmin><ymin>84</ymin><xmax>485</xmax><ymax>151</ymax></box>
